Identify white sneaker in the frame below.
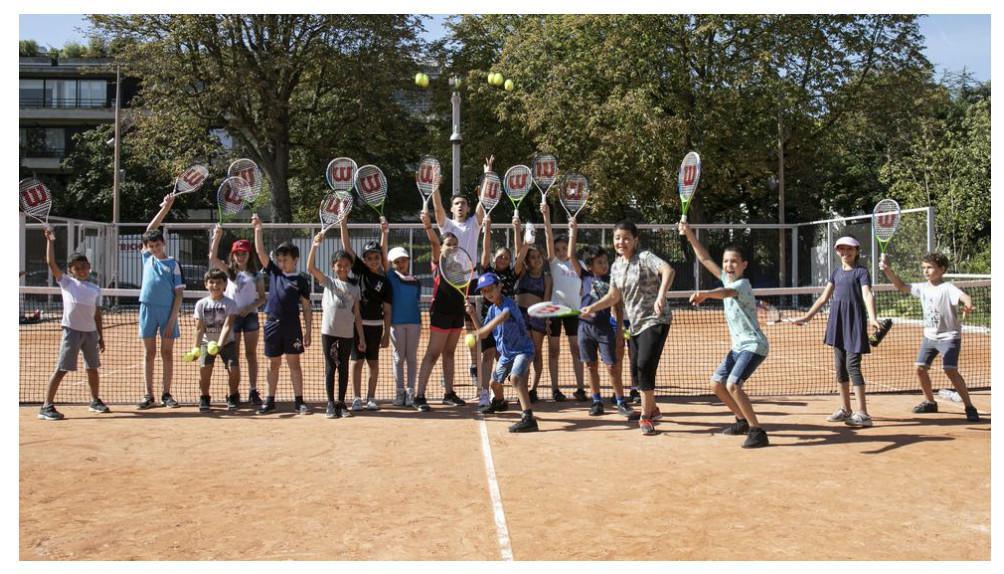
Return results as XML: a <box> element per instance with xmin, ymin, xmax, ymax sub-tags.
<box><xmin>365</xmin><ymin>398</ymin><xmax>380</xmax><ymax>411</ymax></box>
<box><xmin>827</xmin><ymin>407</ymin><xmax>851</xmax><ymax>422</ymax></box>
<box><xmin>393</xmin><ymin>390</ymin><xmax>406</xmax><ymax>407</ymax></box>
<box><xmin>845</xmin><ymin>412</ymin><xmax>873</xmax><ymax>427</ymax></box>
<box><xmin>350</xmin><ymin>397</ymin><xmax>364</xmax><ymax>411</ymax></box>
<box><xmin>478</xmin><ymin>389</ymin><xmax>490</xmax><ymax>408</ymax></box>
<box><xmin>405</xmin><ymin>388</ymin><xmax>415</xmax><ymax>407</ymax></box>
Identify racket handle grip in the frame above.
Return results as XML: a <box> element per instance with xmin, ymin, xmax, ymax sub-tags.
<box><xmin>681</xmin><ymin>214</ymin><xmax>688</xmax><ymax>223</ymax></box>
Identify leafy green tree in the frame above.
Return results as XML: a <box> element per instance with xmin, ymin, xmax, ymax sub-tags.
<box><xmin>19</xmin><ymin>39</ymin><xmax>41</xmax><ymax>57</ymax></box>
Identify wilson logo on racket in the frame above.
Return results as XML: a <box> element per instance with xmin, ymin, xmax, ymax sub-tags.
<box><xmin>330</xmin><ymin>166</ymin><xmax>353</xmax><ymax>183</ymax></box>
<box><xmin>681</xmin><ymin>165</ymin><xmax>698</xmax><ymax>186</ymax></box>
<box><xmin>564</xmin><ymin>182</ymin><xmax>583</xmax><ymax>200</ymax></box>
<box><xmin>221</xmin><ymin>185</ymin><xmax>243</xmax><ymax>206</ymax></box>
<box><xmin>483</xmin><ymin>178</ymin><xmax>501</xmax><ymax>199</ymax></box>
<box><xmin>235</xmin><ymin>168</ymin><xmax>257</xmax><ymax>186</ymax></box>
<box><xmin>877</xmin><ymin>214</ymin><xmax>897</xmax><ymax>227</ymax></box>
<box><xmin>321</xmin><ymin>195</ymin><xmax>349</xmax><ymax>215</ymax></box>
<box><xmin>533</xmin><ymin>159</ymin><xmax>556</xmax><ymax>178</ymax></box>
<box><xmin>21</xmin><ymin>184</ymin><xmax>49</xmax><ymax>207</ymax></box>
<box><xmin>417</xmin><ymin>164</ymin><xmax>437</xmax><ymax>184</ymax></box>
<box><xmin>179</xmin><ymin>167</ymin><xmax>206</xmax><ymax>189</ymax></box>
<box><xmin>507</xmin><ymin>172</ymin><xmax>529</xmax><ymax>189</ymax></box>
<box><xmin>358</xmin><ymin>173</ymin><xmax>383</xmax><ymax>194</ymax></box>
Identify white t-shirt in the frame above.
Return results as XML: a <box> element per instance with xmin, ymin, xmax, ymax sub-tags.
<box><xmin>439</xmin><ymin>215</ymin><xmax>481</xmax><ymax>262</ymax></box>
<box><xmin>57</xmin><ymin>275</ymin><xmax>101</xmax><ymax>332</ymax></box>
<box><xmin>320</xmin><ymin>275</ymin><xmax>361</xmax><ymax>338</ymax></box>
<box><xmin>549</xmin><ymin>258</ymin><xmax>582</xmax><ymax>310</ymax></box>
<box><xmin>911</xmin><ymin>281</ymin><xmax>965</xmax><ymax>341</ymax></box>
<box><xmin>194</xmin><ymin>295</ymin><xmax>238</xmax><ymax>345</ymax></box>
<box><xmin>225</xmin><ymin>270</ymin><xmax>260</xmax><ymax>309</ymax></box>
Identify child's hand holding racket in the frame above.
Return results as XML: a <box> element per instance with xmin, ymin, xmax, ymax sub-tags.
<box><xmin>212</xmin><ymin>224</ymin><xmax>223</xmax><ymax>243</ymax></box>
<box><xmin>689</xmin><ymin>291</ymin><xmax>708</xmax><ymax>306</ymax></box>
<box><xmin>251</xmin><ymin>213</ymin><xmax>262</xmax><ymax>230</ymax></box>
<box><xmin>879</xmin><ymin>253</ymin><xmax>890</xmax><ymax>271</ymax></box>
<box><xmin>791</xmin><ymin>314</ymin><xmax>811</xmax><ymax>326</ymax></box>
<box><xmin>160</xmin><ymin>194</ymin><xmax>176</xmax><ymax>209</ymax></box>
<box><xmin>465</xmin><ymin>301</ymin><xmax>477</xmax><ymax>318</ymax></box>
<box><xmin>312</xmin><ymin>231</ymin><xmax>325</xmax><ymax>246</ymax></box>
<box><xmin>420</xmin><ymin>210</ymin><xmax>431</xmax><ymax>227</ymax></box>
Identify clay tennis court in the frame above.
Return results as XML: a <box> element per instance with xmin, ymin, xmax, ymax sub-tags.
<box><xmin>20</xmin><ymin>391</ymin><xmax>990</xmax><ymax>560</ymax></box>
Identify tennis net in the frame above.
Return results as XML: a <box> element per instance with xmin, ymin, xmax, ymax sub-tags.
<box><xmin>18</xmin><ymin>281</ymin><xmax>991</xmax><ymax>404</ymax></box>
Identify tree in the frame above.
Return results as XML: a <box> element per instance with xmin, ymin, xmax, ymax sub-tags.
<box><xmin>19</xmin><ymin>39</ymin><xmax>41</xmax><ymax>57</ymax></box>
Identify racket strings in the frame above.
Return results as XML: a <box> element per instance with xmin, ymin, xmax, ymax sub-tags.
<box><xmin>320</xmin><ymin>192</ymin><xmax>353</xmax><ymax>228</ymax></box>
<box><xmin>355</xmin><ymin>165</ymin><xmax>388</xmax><ymax>207</ymax></box>
<box><xmin>503</xmin><ymin>165</ymin><xmax>533</xmax><ymax>202</ymax></box>
<box><xmin>559</xmin><ymin>175</ymin><xmax>590</xmax><ymax>216</ymax></box>
<box><xmin>217</xmin><ymin>177</ymin><xmax>248</xmax><ymax>215</ymax></box>
<box><xmin>874</xmin><ymin>199</ymin><xmax>901</xmax><ymax>240</ymax></box>
<box><xmin>228</xmin><ymin>159</ymin><xmax>262</xmax><ymax>202</ymax></box>
<box><xmin>532</xmin><ymin>154</ymin><xmax>558</xmax><ymax>195</ymax></box>
<box><xmin>441</xmin><ymin>248</ymin><xmax>475</xmax><ymax>286</ymax></box>
<box><xmin>326</xmin><ymin>157</ymin><xmax>358</xmax><ymax>193</ymax></box>
<box><xmin>479</xmin><ymin>172</ymin><xmax>502</xmax><ymax>213</ymax></box>
<box><xmin>19</xmin><ymin>179</ymin><xmax>52</xmax><ymax>219</ymax></box>
<box><xmin>415</xmin><ymin>157</ymin><xmax>441</xmax><ymax>200</ymax></box>
<box><xmin>175</xmin><ymin>165</ymin><xmax>209</xmax><ymax>195</ymax></box>
<box><xmin>678</xmin><ymin>153</ymin><xmax>701</xmax><ymax>202</ymax></box>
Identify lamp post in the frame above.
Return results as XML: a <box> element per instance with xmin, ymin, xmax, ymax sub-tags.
<box><xmin>449</xmin><ymin>75</ymin><xmax>462</xmax><ymax>197</ymax></box>
<box><xmin>110</xmin><ymin>64</ymin><xmax>122</xmax><ymax>288</ymax></box>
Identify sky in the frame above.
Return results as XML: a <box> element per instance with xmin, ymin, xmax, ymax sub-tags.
<box><xmin>18</xmin><ymin>13</ymin><xmax>990</xmax><ymax>81</ymax></box>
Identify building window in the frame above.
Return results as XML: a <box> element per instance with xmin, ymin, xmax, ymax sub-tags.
<box><xmin>47</xmin><ymin>80</ymin><xmax>78</xmax><ymax>108</ymax></box>
<box><xmin>20</xmin><ymin>127</ymin><xmax>65</xmax><ymax>158</ymax></box>
<box><xmin>19</xmin><ymin>79</ymin><xmax>44</xmax><ymax>107</ymax></box>
<box><xmin>78</xmin><ymin>80</ymin><xmax>107</xmax><ymax>108</ymax></box>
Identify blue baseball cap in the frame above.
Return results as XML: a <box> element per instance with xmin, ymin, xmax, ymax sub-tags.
<box><xmin>476</xmin><ymin>272</ymin><xmax>500</xmax><ymax>291</ymax></box>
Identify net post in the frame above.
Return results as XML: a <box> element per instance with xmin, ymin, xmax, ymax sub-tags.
<box><xmin>870</xmin><ymin>215</ymin><xmax>878</xmax><ymax>284</ymax></box>
<box><xmin>790</xmin><ymin>226</ymin><xmax>798</xmax><ymax>301</ymax></box>
<box><xmin>693</xmin><ymin>227</ymin><xmax>701</xmax><ymax>290</ymax></box>
<box><xmin>826</xmin><ymin>224</ymin><xmax>833</xmax><ymax>281</ymax></box>
<box><xmin>408</xmin><ymin>226</ymin><xmax>415</xmax><ymax>275</ymax></box>
<box><xmin>19</xmin><ymin>213</ymin><xmax>25</xmax><ymax>286</ymax></box>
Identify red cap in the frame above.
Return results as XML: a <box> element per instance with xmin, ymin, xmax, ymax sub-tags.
<box><xmin>231</xmin><ymin>239</ymin><xmax>252</xmax><ymax>253</ymax></box>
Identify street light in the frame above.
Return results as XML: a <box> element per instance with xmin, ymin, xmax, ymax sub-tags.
<box><xmin>448</xmin><ymin>75</ymin><xmax>462</xmax><ymax>198</ymax></box>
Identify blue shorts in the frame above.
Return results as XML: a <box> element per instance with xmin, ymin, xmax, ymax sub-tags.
<box><xmin>139</xmin><ymin>303</ymin><xmax>181</xmax><ymax>339</ymax></box>
<box><xmin>493</xmin><ymin>352</ymin><xmax>533</xmax><ymax>384</ymax></box>
<box><xmin>916</xmin><ymin>337</ymin><xmax>961</xmax><ymax>370</ymax></box>
<box><xmin>711</xmin><ymin>350</ymin><xmax>766</xmax><ymax>387</ymax></box>
<box><xmin>231</xmin><ymin>312</ymin><xmax>260</xmax><ymax>333</ymax></box>
<box><xmin>578</xmin><ymin>321</ymin><xmax>616</xmax><ymax>366</ymax></box>
<box><xmin>263</xmin><ymin>316</ymin><xmax>304</xmax><ymax>357</ymax></box>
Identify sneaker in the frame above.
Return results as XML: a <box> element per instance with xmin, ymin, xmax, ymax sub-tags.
<box><xmin>413</xmin><ymin>396</ymin><xmax>431</xmax><ymax>412</ymax></box>
<box><xmin>479</xmin><ymin>397</ymin><xmax>509</xmax><ymax>414</ymax></box>
<box><xmin>136</xmin><ymin>395</ymin><xmax>155</xmax><ymax>410</ymax></box>
<box><xmin>722</xmin><ymin>418</ymin><xmax>750</xmax><ymax>435</ymax></box>
<box><xmin>529</xmin><ymin>389</ymin><xmax>539</xmax><ymax>403</ymax></box>
<box><xmin>609</xmin><ymin>395</ymin><xmax>619</xmax><ymax>406</ymax></box>
<box><xmin>912</xmin><ymin>400</ymin><xmax>938</xmax><ymax>414</ymax></box>
<box><xmin>845</xmin><ymin>412</ymin><xmax>873</xmax><ymax>427</ymax></box>
<box><xmin>296</xmin><ymin>402</ymin><xmax>312</xmax><ymax>415</ymax></box>
<box><xmin>38</xmin><ymin>405</ymin><xmax>64</xmax><ymax>421</ymax></box>
<box><xmin>508</xmin><ymin>415</ymin><xmax>539</xmax><ymax>433</ymax></box>
<box><xmin>617</xmin><ymin>402</ymin><xmax>639</xmax><ymax>420</ymax></box>
<box><xmin>393</xmin><ymin>390</ymin><xmax>406</xmax><ymax>407</ymax></box>
<box><xmin>336</xmin><ymin>402</ymin><xmax>353</xmax><ymax>418</ymax></box>
<box><xmin>326</xmin><ymin>401</ymin><xmax>336</xmax><ymax>418</ymax></box>
<box><xmin>257</xmin><ymin>400</ymin><xmax>276</xmax><ymax>415</ymax></box>
<box><xmin>365</xmin><ymin>398</ymin><xmax>379</xmax><ymax>411</ymax></box>
<box><xmin>552</xmin><ymin>389</ymin><xmax>567</xmax><ymax>402</ymax></box>
<box><xmin>965</xmin><ymin>405</ymin><xmax>981</xmax><ymax>422</ymax></box>
<box><xmin>827</xmin><ymin>407</ymin><xmax>851</xmax><ymax>422</ymax></box>
<box><xmin>248</xmin><ymin>389</ymin><xmax>263</xmax><ymax>407</ymax></box>
<box><xmin>742</xmin><ymin>428</ymin><xmax>770</xmax><ymax>448</ymax></box>
<box><xmin>442</xmin><ymin>392</ymin><xmax>466</xmax><ymax>406</ymax></box>
<box><xmin>199</xmin><ymin>396</ymin><xmax>211</xmax><ymax>413</ymax></box>
<box><xmin>589</xmin><ymin>402</ymin><xmax>604</xmax><ymax>416</ymax></box>
<box><xmin>650</xmin><ymin>407</ymin><xmax>663</xmax><ymax>421</ymax></box>
<box><xmin>350</xmin><ymin>398</ymin><xmax>364</xmax><ymax>412</ymax></box>
<box><xmin>478</xmin><ymin>390</ymin><xmax>491</xmax><ymax>408</ymax></box>
<box><xmin>629</xmin><ymin>389</ymin><xmax>641</xmax><ymax>404</ymax></box>
<box><xmin>88</xmin><ymin>399</ymin><xmax>110</xmax><ymax>414</ymax></box>
<box><xmin>572</xmin><ymin>389</ymin><xmax>588</xmax><ymax>402</ymax></box>
<box><xmin>161</xmin><ymin>393</ymin><xmax>180</xmax><ymax>408</ymax></box>
<box><xmin>639</xmin><ymin>417</ymin><xmax>657</xmax><ymax>436</ymax></box>
<box><xmin>405</xmin><ymin>388</ymin><xmax>415</xmax><ymax>407</ymax></box>
<box><xmin>226</xmin><ymin>393</ymin><xmax>240</xmax><ymax>411</ymax></box>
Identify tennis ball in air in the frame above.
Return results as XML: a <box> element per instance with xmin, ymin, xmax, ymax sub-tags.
<box><xmin>207</xmin><ymin>341</ymin><xmax>220</xmax><ymax>356</ymax></box>
<box><xmin>415</xmin><ymin>72</ymin><xmax>425</xmax><ymax>87</ymax></box>
<box><xmin>487</xmin><ymin>72</ymin><xmax>495</xmax><ymax>86</ymax></box>
<box><xmin>504</xmin><ymin>79</ymin><xmax>514</xmax><ymax>91</ymax></box>
<box><xmin>465</xmin><ymin>333</ymin><xmax>477</xmax><ymax>348</ymax></box>
<box><xmin>419</xmin><ymin>73</ymin><xmax>430</xmax><ymax>88</ymax></box>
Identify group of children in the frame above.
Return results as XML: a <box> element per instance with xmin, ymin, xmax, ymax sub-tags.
<box><xmin>38</xmin><ymin>185</ymin><xmax>984</xmax><ymax>444</ymax></box>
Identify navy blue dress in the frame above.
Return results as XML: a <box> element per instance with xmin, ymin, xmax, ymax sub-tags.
<box><xmin>823</xmin><ymin>266</ymin><xmax>871</xmax><ymax>354</ymax></box>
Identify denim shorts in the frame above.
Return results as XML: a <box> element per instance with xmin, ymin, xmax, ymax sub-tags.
<box><xmin>916</xmin><ymin>337</ymin><xmax>961</xmax><ymax>370</ymax></box>
<box><xmin>492</xmin><ymin>352</ymin><xmax>534</xmax><ymax>384</ymax></box>
<box><xmin>711</xmin><ymin>350</ymin><xmax>767</xmax><ymax>387</ymax></box>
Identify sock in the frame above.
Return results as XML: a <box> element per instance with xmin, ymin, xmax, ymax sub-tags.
<box><xmin>266</xmin><ymin>395</ymin><xmax>275</xmax><ymax>403</ymax></box>
<box><xmin>523</xmin><ymin>409</ymin><xmax>534</xmax><ymax>418</ymax></box>
<box><xmin>294</xmin><ymin>395</ymin><xmax>304</xmax><ymax>405</ymax></box>
<box><xmin>592</xmin><ymin>393</ymin><xmax>602</xmax><ymax>403</ymax></box>
<box><xmin>615</xmin><ymin>396</ymin><xmax>625</xmax><ymax>405</ymax></box>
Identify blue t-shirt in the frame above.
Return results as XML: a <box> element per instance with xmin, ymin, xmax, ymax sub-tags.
<box><xmin>721</xmin><ymin>273</ymin><xmax>768</xmax><ymax>356</ymax></box>
<box><xmin>486</xmin><ymin>297</ymin><xmax>535</xmax><ymax>359</ymax></box>
<box><xmin>387</xmin><ymin>270</ymin><xmax>422</xmax><ymax>325</ymax></box>
<box><xmin>139</xmin><ymin>250</ymin><xmax>185</xmax><ymax>306</ymax></box>
<box><xmin>263</xmin><ymin>260</ymin><xmax>311</xmax><ymax>320</ymax></box>
<box><xmin>580</xmin><ymin>270</ymin><xmax>613</xmax><ymax>329</ymax></box>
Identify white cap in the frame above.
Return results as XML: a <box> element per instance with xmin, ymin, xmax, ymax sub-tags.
<box><xmin>388</xmin><ymin>246</ymin><xmax>410</xmax><ymax>262</ymax></box>
<box><xmin>834</xmin><ymin>236</ymin><xmax>861</xmax><ymax>248</ymax></box>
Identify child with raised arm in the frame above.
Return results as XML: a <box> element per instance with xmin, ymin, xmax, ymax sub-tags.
<box><xmin>793</xmin><ymin>236</ymin><xmax>881</xmax><ymax>427</ymax></box>
<box><xmin>190</xmin><ymin>269</ymin><xmax>240</xmax><ymax>413</ymax></box>
<box><xmin>680</xmin><ymin>222</ymin><xmax>769</xmax><ymax>448</ymax></box>
<box><xmin>136</xmin><ymin>194</ymin><xmax>185</xmax><ymax>409</ymax></box>
<box><xmin>581</xmin><ymin>221</ymin><xmax>674</xmax><ymax>436</ymax></box>
<box><xmin>467</xmin><ymin>273</ymin><xmax>538</xmax><ymax>432</ymax></box>
<box><xmin>251</xmin><ymin>214</ymin><xmax>313</xmax><ymax>415</ymax></box>
<box><xmin>209</xmin><ymin>225</ymin><xmax>267</xmax><ymax>406</ymax></box>
<box><xmin>512</xmin><ymin>216</ymin><xmax>551</xmax><ymax>403</ymax></box>
<box><xmin>339</xmin><ymin>216</ymin><xmax>392</xmax><ymax>411</ymax></box>
<box><xmin>39</xmin><ymin>228</ymin><xmax>107</xmax><ymax>420</ymax></box>
<box><xmin>540</xmin><ymin>201</ymin><xmax>586</xmax><ymax>401</ymax></box>
<box><xmin>308</xmin><ymin>231</ymin><xmax>366</xmax><ymax>419</ymax></box>
<box><xmin>881</xmin><ymin>252</ymin><xmax>980</xmax><ymax>422</ymax></box>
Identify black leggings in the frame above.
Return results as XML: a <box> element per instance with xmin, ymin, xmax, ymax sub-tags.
<box><xmin>833</xmin><ymin>347</ymin><xmax>865</xmax><ymax>386</ymax></box>
<box><xmin>323</xmin><ymin>334</ymin><xmax>354</xmax><ymax>402</ymax></box>
<box><xmin>628</xmin><ymin>323</ymin><xmax>670</xmax><ymax>391</ymax></box>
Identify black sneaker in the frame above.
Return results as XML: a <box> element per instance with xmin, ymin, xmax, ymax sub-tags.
<box><xmin>226</xmin><ymin>393</ymin><xmax>240</xmax><ymax>411</ymax></box>
<box><xmin>248</xmin><ymin>389</ymin><xmax>263</xmax><ymax>407</ymax></box>
<box><xmin>552</xmin><ymin>389</ymin><xmax>566</xmax><ymax>402</ymax></box>
<box><xmin>572</xmin><ymin>389</ymin><xmax>588</xmax><ymax>402</ymax></box>
<box><xmin>414</xmin><ymin>396</ymin><xmax>431</xmax><ymax>412</ymax></box>
<box><xmin>161</xmin><ymin>393</ymin><xmax>180</xmax><ymax>408</ymax></box>
<box><xmin>742</xmin><ymin>427</ymin><xmax>770</xmax><ymax>448</ymax></box>
<box><xmin>442</xmin><ymin>392</ymin><xmax>466</xmax><ymax>406</ymax></box>
<box><xmin>479</xmin><ymin>397</ymin><xmax>509</xmax><ymax>415</ymax></box>
<box><xmin>335</xmin><ymin>401</ymin><xmax>353</xmax><ymax>418</ymax></box>
<box><xmin>199</xmin><ymin>395</ymin><xmax>211</xmax><ymax>413</ymax></box>
<box><xmin>38</xmin><ymin>405</ymin><xmax>64</xmax><ymax>421</ymax></box>
<box><xmin>529</xmin><ymin>389</ymin><xmax>539</xmax><ymax>403</ymax></box>
<box><xmin>469</xmin><ymin>364</ymin><xmax>478</xmax><ymax>379</ymax></box>
<box><xmin>722</xmin><ymin>418</ymin><xmax>750</xmax><ymax>435</ymax></box>
<box><xmin>326</xmin><ymin>401</ymin><xmax>336</xmax><ymax>418</ymax></box>
<box><xmin>609</xmin><ymin>395</ymin><xmax>618</xmax><ymax>406</ymax></box>
<box><xmin>508</xmin><ymin>415</ymin><xmax>539</xmax><ymax>433</ymax></box>
<box><xmin>617</xmin><ymin>401</ymin><xmax>639</xmax><ymax>420</ymax></box>
<box><xmin>965</xmin><ymin>405</ymin><xmax>981</xmax><ymax>422</ymax></box>
<box><xmin>912</xmin><ymin>400</ymin><xmax>938</xmax><ymax>414</ymax></box>
<box><xmin>295</xmin><ymin>402</ymin><xmax>312</xmax><ymax>415</ymax></box>
<box><xmin>136</xmin><ymin>395</ymin><xmax>155</xmax><ymax>410</ymax></box>
<box><xmin>629</xmin><ymin>389</ymin><xmax>641</xmax><ymax>404</ymax></box>
<box><xmin>257</xmin><ymin>400</ymin><xmax>276</xmax><ymax>415</ymax></box>
<box><xmin>589</xmin><ymin>402</ymin><xmax>604</xmax><ymax>416</ymax></box>
<box><xmin>88</xmin><ymin>398</ymin><xmax>110</xmax><ymax>413</ymax></box>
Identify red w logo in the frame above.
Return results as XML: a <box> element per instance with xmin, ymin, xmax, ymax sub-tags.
<box><xmin>508</xmin><ymin>173</ymin><xmax>528</xmax><ymax>189</ymax></box>
<box><xmin>565</xmin><ymin>184</ymin><xmax>581</xmax><ymax>200</ymax></box>
<box><xmin>877</xmin><ymin>214</ymin><xmax>896</xmax><ymax>227</ymax></box>
<box><xmin>180</xmin><ymin>169</ymin><xmax>205</xmax><ymax>188</ymax></box>
<box><xmin>682</xmin><ymin>165</ymin><xmax>697</xmax><ymax>186</ymax></box>
<box><xmin>418</xmin><ymin>164</ymin><xmax>437</xmax><ymax>184</ymax></box>
<box><xmin>238</xmin><ymin>168</ymin><xmax>256</xmax><ymax>186</ymax></box>
<box><xmin>21</xmin><ymin>184</ymin><xmax>48</xmax><ymax>207</ymax></box>
<box><xmin>323</xmin><ymin>198</ymin><xmax>345</xmax><ymax>214</ymax></box>
<box><xmin>330</xmin><ymin>166</ymin><xmax>353</xmax><ymax>183</ymax></box>
<box><xmin>535</xmin><ymin>161</ymin><xmax>556</xmax><ymax>177</ymax></box>
<box><xmin>358</xmin><ymin>174</ymin><xmax>383</xmax><ymax>194</ymax></box>
<box><xmin>223</xmin><ymin>184</ymin><xmax>242</xmax><ymax>204</ymax></box>
<box><xmin>484</xmin><ymin>180</ymin><xmax>500</xmax><ymax>199</ymax></box>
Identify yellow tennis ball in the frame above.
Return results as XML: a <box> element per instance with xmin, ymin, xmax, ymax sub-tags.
<box><xmin>504</xmin><ymin>79</ymin><xmax>514</xmax><ymax>91</ymax></box>
<box><xmin>465</xmin><ymin>333</ymin><xmax>477</xmax><ymax>348</ymax></box>
<box><xmin>207</xmin><ymin>341</ymin><xmax>220</xmax><ymax>356</ymax></box>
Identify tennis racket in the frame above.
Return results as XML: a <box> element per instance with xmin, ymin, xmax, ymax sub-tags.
<box><xmin>228</xmin><ymin>158</ymin><xmax>262</xmax><ymax>203</ymax></box>
<box><xmin>326</xmin><ymin>157</ymin><xmax>358</xmax><ymax>195</ymax></box>
<box><xmin>528</xmin><ymin>301</ymin><xmax>580</xmax><ymax>319</ymax></box>
<box><xmin>440</xmin><ymin>246</ymin><xmax>477</xmax><ymax>301</ymax></box>
<box><xmin>170</xmin><ymin>164</ymin><xmax>210</xmax><ymax>197</ymax></box>
<box><xmin>503</xmin><ymin>164</ymin><xmax>533</xmax><ymax>216</ymax></box>
<box><xmin>479</xmin><ymin>171</ymin><xmax>502</xmax><ymax>216</ymax></box>
<box><xmin>531</xmin><ymin>153</ymin><xmax>559</xmax><ymax>204</ymax></box>
<box><xmin>354</xmin><ymin>164</ymin><xmax>388</xmax><ymax>218</ymax></box>
<box><xmin>873</xmin><ymin>198</ymin><xmax>901</xmax><ymax>255</ymax></box>
<box><xmin>677</xmin><ymin>151</ymin><xmax>701</xmax><ymax>222</ymax></box>
<box><xmin>19</xmin><ymin>177</ymin><xmax>53</xmax><ymax>226</ymax></box>
<box><xmin>216</xmin><ymin>176</ymin><xmax>248</xmax><ymax>224</ymax></box>
<box><xmin>757</xmin><ymin>301</ymin><xmax>794</xmax><ymax>325</ymax></box>
<box><xmin>415</xmin><ymin>156</ymin><xmax>441</xmax><ymax>212</ymax></box>
<box><xmin>320</xmin><ymin>191</ymin><xmax>354</xmax><ymax>232</ymax></box>
<box><xmin>558</xmin><ymin>173</ymin><xmax>590</xmax><ymax>219</ymax></box>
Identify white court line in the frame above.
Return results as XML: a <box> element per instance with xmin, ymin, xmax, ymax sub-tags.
<box><xmin>478</xmin><ymin>417</ymin><xmax>514</xmax><ymax>561</ymax></box>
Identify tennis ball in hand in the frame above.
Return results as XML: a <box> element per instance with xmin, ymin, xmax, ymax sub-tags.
<box><xmin>183</xmin><ymin>347</ymin><xmax>200</xmax><ymax>362</ymax></box>
<box><xmin>504</xmin><ymin>79</ymin><xmax>514</xmax><ymax>91</ymax></box>
<box><xmin>465</xmin><ymin>333</ymin><xmax>477</xmax><ymax>348</ymax></box>
<box><xmin>207</xmin><ymin>341</ymin><xmax>220</xmax><ymax>356</ymax></box>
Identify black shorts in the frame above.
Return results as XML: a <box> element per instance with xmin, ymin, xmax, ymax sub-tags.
<box><xmin>430</xmin><ymin>311</ymin><xmax>465</xmax><ymax>333</ymax></box>
<box><xmin>199</xmin><ymin>341</ymin><xmax>239</xmax><ymax>368</ymax></box>
<box><xmin>263</xmin><ymin>316</ymin><xmax>304</xmax><ymax>357</ymax></box>
<box><xmin>351</xmin><ymin>324</ymin><xmax>384</xmax><ymax>361</ymax></box>
<box><xmin>548</xmin><ymin>315</ymin><xmax>580</xmax><ymax>337</ymax></box>
<box><xmin>481</xmin><ymin>333</ymin><xmax>497</xmax><ymax>352</ymax></box>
